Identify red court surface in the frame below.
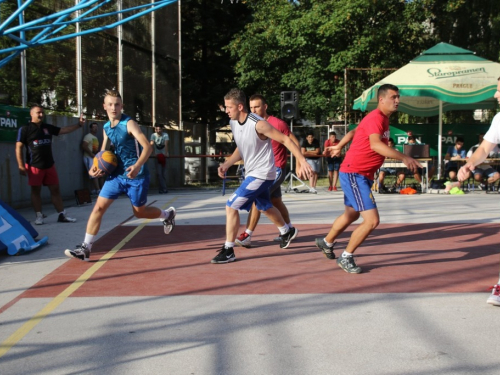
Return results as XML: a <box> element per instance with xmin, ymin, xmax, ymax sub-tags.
<box><xmin>17</xmin><ymin>222</ymin><xmax>499</xmax><ymax>298</ymax></box>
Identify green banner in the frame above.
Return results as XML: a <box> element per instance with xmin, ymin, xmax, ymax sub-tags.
<box><xmin>0</xmin><ymin>105</ymin><xmax>30</xmax><ymax>143</ymax></box>
<box><xmin>349</xmin><ymin>123</ymin><xmax>492</xmax><ymax>156</ymax></box>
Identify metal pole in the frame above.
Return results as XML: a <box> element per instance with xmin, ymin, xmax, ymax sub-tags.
<box><xmin>438</xmin><ymin>100</ymin><xmax>443</xmax><ymax>179</ymax></box>
<box><xmin>290</xmin><ymin>118</ymin><xmax>294</xmax><ymax>171</ymax></box>
<box><xmin>178</xmin><ymin>0</ymin><xmax>182</xmax><ymax>130</ymax></box>
<box><xmin>344</xmin><ymin>68</ymin><xmax>347</xmax><ymax>133</ymax></box>
<box><xmin>75</xmin><ymin>0</ymin><xmax>82</xmax><ymax>117</ymax></box>
<box><xmin>117</xmin><ymin>0</ymin><xmax>123</xmax><ymax>97</ymax></box>
<box><xmin>18</xmin><ymin>4</ymin><xmax>27</xmax><ymax>107</ymax></box>
<box><xmin>151</xmin><ymin>0</ymin><xmax>156</xmax><ymax>127</ymax></box>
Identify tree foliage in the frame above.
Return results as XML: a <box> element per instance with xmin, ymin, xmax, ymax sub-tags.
<box><xmin>227</xmin><ymin>0</ymin><xmax>500</xmax><ymax>124</ymax></box>
<box><xmin>181</xmin><ymin>0</ymin><xmax>250</xmax><ymax>128</ymax></box>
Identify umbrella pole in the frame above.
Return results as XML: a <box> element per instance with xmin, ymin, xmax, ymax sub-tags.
<box><xmin>438</xmin><ymin>100</ymin><xmax>443</xmax><ymax>179</ymax></box>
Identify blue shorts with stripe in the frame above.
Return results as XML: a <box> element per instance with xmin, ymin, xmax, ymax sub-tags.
<box><xmin>226</xmin><ymin>176</ymin><xmax>274</xmax><ymax>212</ymax></box>
<box><xmin>100</xmin><ymin>175</ymin><xmax>150</xmax><ymax>208</ymax></box>
<box><xmin>339</xmin><ymin>172</ymin><xmax>377</xmax><ymax>212</ymax></box>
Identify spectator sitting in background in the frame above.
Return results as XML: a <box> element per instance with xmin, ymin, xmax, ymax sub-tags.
<box><xmin>444</xmin><ymin>136</ymin><xmax>467</xmax><ymax>181</ymax></box>
<box><xmin>467</xmin><ymin>133</ymin><xmax>500</xmax><ymax>190</ymax></box>
<box><xmin>378</xmin><ymin>138</ymin><xmax>405</xmax><ymax>192</ymax></box>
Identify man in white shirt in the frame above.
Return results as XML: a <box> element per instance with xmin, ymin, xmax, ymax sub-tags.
<box><xmin>458</xmin><ymin>77</ymin><xmax>500</xmax><ymax>306</ymax></box>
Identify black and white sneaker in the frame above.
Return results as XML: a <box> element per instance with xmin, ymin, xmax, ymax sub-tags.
<box><xmin>163</xmin><ymin>207</ymin><xmax>176</xmax><ymax>234</ymax></box>
<box><xmin>58</xmin><ymin>213</ymin><xmax>76</xmax><ymax>223</ymax></box>
<box><xmin>315</xmin><ymin>238</ymin><xmax>336</xmax><ymax>259</ymax></box>
<box><xmin>337</xmin><ymin>254</ymin><xmax>362</xmax><ymax>274</ymax></box>
<box><xmin>64</xmin><ymin>243</ymin><xmax>90</xmax><ymax>261</ymax></box>
<box><xmin>211</xmin><ymin>245</ymin><xmax>236</xmax><ymax>264</ymax></box>
<box><xmin>280</xmin><ymin>227</ymin><xmax>298</xmax><ymax>249</ymax></box>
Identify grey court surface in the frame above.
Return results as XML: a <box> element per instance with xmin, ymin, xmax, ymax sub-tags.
<box><xmin>1</xmin><ymin>188</ymin><xmax>499</xmax><ymax>375</ymax></box>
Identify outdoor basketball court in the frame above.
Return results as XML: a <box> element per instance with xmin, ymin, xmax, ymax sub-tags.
<box><xmin>1</xmin><ymin>189</ymin><xmax>499</xmax><ymax>374</ymax></box>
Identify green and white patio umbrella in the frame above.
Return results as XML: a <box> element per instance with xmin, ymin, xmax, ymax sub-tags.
<box><xmin>352</xmin><ymin>42</ymin><xmax>500</xmax><ymax>176</ymax></box>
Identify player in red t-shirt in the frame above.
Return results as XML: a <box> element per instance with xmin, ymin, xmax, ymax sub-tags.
<box><xmin>315</xmin><ymin>84</ymin><xmax>421</xmax><ymax>273</ymax></box>
<box><xmin>235</xmin><ymin>94</ymin><xmax>301</xmax><ymax>248</ymax></box>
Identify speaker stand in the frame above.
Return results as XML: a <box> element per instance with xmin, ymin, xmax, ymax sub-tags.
<box><xmin>283</xmin><ymin>118</ymin><xmax>310</xmax><ymax>193</ymax></box>
<box><xmin>283</xmin><ymin>170</ymin><xmax>310</xmax><ymax>193</ymax></box>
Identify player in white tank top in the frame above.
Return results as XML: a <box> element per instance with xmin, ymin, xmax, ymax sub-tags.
<box><xmin>458</xmin><ymin>78</ymin><xmax>500</xmax><ymax>307</ymax></box>
<box><xmin>211</xmin><ymin>88</ymin><xmax>313</xmax><ymax>264</ymax></box>
<box><xmin>230</xmin><ymin>112</ymin><xmax>275</xmax><ymax>181</ymax></box>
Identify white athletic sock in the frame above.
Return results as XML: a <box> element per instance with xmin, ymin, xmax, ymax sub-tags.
<box><xmin>225</xmin><ymin>241</ymin><xmax>235</xmax><ymax>249</ymax></box>
<box><xmin>159</xmin><ymin>209</ymin><xmax>168</xmax><ymax>219</ymax></box>
<box><xmin>342</xmin><ymin>251</ymin><xmax>353</xmax><ymax>258</ymax></box>
<box><xmin>325</xmin><ymin>238</ymin><xmax>334</xmax><ymax>247</ymax></box>
<box><xmin>84</xmin><ymin>233</ymin><xmax>94</xmax><ymax>250</ymax></box>
<box><xmin>245</xmin><ymin>229</ymin><xmax>253</xmax><ymax>236</ymax></box>
<box><xmin>278</xmin><ymin>224</ymin><xmax>289</xmax><ymax>235</ymax></box>
<box><xmin>287</xmin><ymin>222</ymin><xmax>293</xmax><ymax>229</ymax></box>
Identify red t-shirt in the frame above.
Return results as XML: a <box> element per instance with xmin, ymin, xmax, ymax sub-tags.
<box><xmin>340</xmin><ymin>109</ymin><xmax>390</xmax><ymax>179</ymax></box>
<box><xmin>267</xmin><ymin>115</ymin><xmax>291</xmax><ymax>169</ymax></box>
<box><xmin>324</xmin><ymin>138</ymin><xmax>340</xmax><ymax>160</ymax></box>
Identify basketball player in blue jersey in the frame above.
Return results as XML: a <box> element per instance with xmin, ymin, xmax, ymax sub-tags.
<box><xmin>211</xmin><ymin>88</ymin><xmax>313</xmax><ymax>264</ymax></box>
<box><xmin>64</xmin><ymin>89</ymin><xmax>176</xmax><ymax>261</ymax></box>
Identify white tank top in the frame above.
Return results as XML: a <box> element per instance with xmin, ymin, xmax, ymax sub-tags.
<box><xmin>230</xmin><ymin>113</ymin><xmax>276</xmax><ymax>180</ymax></box>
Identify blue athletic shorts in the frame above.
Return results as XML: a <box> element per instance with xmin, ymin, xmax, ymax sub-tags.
<box><xmin>270</xmin><ymin>167</ymin><xmax>286</xmax><ymax>199</ymax></box>
<box><xmin>340</xmin><ymin>172</ymin><xmax>377</xmax><ymax>212</ymax></box>
<box><xmin>226</xmin><ymin>176</ymin><xmax>273</xmax><ymax>212</ymax></box>
<box><xmin>100</xmin><ymin>175</ymin><xmax>150</xmax><ymax>208</ymax></box>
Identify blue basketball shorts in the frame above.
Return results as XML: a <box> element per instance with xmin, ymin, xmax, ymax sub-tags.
<box><xmin>340</xmin><ymin>172</ymin><xmax>377</xmax><ymax>212</ymax></box>
<box><xmin>100</xmin><ymin>175</ymin><xmax>150</xmax><ymax>208</ymax></box>
<box><xmin>226</xmin><ymin>176</ymin><xmax>274</xmax><ymax>212</ymax></box>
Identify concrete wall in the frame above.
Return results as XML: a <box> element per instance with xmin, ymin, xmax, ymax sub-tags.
<box><xmin>0</xmin><ymin>114</ymin><xmax>184</xmax><ymax>209</ymax></box>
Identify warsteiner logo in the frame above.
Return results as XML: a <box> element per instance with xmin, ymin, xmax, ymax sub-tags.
<box><xmin>427</xmin><ymin>67</ymin><xmax>486</xmax><ymax>79</ymax></box>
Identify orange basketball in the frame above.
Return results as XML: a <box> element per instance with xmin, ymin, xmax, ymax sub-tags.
<box><xmin>93</xmin><ymin>150</ymin><xmax>118</xmax><ymax>174</ymax></box>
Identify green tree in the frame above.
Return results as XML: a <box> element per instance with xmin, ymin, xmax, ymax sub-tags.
<box><xmin>421</xmin><ymin>0</ymin><xmax>500</xmax><ymax>61</ymax></box>
<box><xmin>181</xmin><ymin>0</ymin><xmax>251</xmax><ymax>129</ymax></box>
<box><xmin>225</xmin><ymin>0</ymin><xmax>444</xmax><ymax>123</ymax></box>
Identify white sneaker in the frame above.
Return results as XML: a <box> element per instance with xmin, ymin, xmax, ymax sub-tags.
<box><xmin>235</xmin><ymin>232</ymin><xmax>251</xmax><ymax>248</ymax></box>
<box><xmin>487</xmin><ymin>284</ymin><xmax>500</xmax><ymax>306</ymax></box>
<box><xmin>35</xmin><ymin>212</ymin><xmax>44</xmax><ymax>225</ymax></box>
<box><xmin>163</xmin><ymin>207</ymin><xmax>176</xmax><ymax>234</ymax></box>
<box><xmin>309</xmin><ymin>188</ymin><xmax>317</xmax><ymax>194</ymax></box>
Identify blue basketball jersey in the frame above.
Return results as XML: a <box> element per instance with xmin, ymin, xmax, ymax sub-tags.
<box><xmin>103</xmin><ymin>114</ymin><xmax>148</xmax><ymax>179</ymax></box>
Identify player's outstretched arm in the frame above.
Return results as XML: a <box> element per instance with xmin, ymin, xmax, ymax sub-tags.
<box><xmin>369</xmin><ymin>134</ymin><xmax>422</xmax><ymax>173</ymax></box>
<box><xmin>324</xmin><ymin>129</ymin><xmax>355</xmax><ymax>157</ymax></box>
<box><xmin>256</xmin><ymin>120</ymin><xmax>313</xmax><ymax>179</ymax></box>
<box><xmin>125</xmin><ymin>120</ymin><xmax>152</xmax><ymax>179</ymax></box>
<box><xmin>218</xmin><ymin>148</ymin><xmax>241</xmax><ymax>178</ymax></box>
<box><xmin>458</xmin><ymin>140</ymin><xmax>496</xmax><ymax>181</ymax></box>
